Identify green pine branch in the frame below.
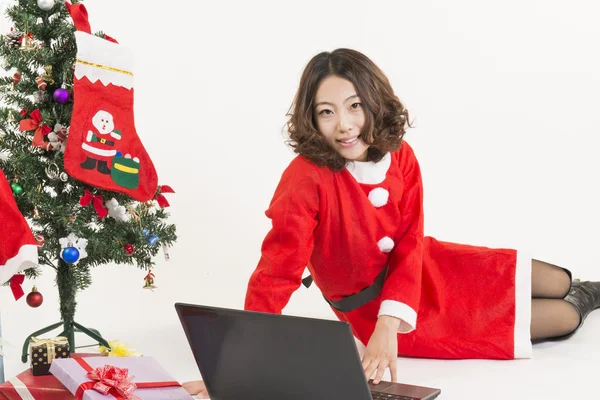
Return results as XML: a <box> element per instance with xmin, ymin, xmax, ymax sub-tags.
<box><xmin>0</xmin><ymin>1</ymin><xmax>177</xmax><ymax>300</ymax></box>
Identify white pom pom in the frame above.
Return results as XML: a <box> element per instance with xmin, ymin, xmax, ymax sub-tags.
<box><xmin>368</xmin><ymin>188</ymin><xmax>389</xmax><ymax>208</ymax></box>
<box><xmin>377</xmin><ymin>236</ymin><xmax>395</xmax><ymax>253</ymax></box>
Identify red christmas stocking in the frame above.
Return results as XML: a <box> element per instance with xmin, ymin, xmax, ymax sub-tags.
<box><xmin>63</xmin><ymin>2</ymin><xmax>158</xmax><ymax>201</ymax></box>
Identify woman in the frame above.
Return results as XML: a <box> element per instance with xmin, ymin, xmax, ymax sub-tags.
<box><xmin>184</xmin><ymin>48</ymin><xmax>600</xmax><ymax>397</ymax></box>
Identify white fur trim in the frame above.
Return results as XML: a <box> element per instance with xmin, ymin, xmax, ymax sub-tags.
<box><xmin>0</xmin><ymin>244</ymin><xmax>38</xmax><ymax>286</ymax></box>
<box><xmin>346</xmin><ymin>152</ymin><xmax>391</xmax><ymax>184</ymax></box>
<box><xmin>8</xmin><ymin>376</ymin><xmax>35</xmax><ymax>400</ymax></box>
<box><xmin>368</xmin><ymin>188</ymin><xmax>389</xmax><ymax>208</ymax></box>
<box><xmin>378</xmin><ymin>300</ymin><xmax>417</xmax><ymax>333</ymax></box>
<box><xmin>74</xmin><ymin>31</ymin><xmax>134</xmax><ymax>89</ymax></box>
<box><xmin>86</xmin><ymin>130</ymin><xmax>93</xmax><ymax>142</ymax></box>
<box><xmin>377</xmin><ymin>236</ymin><xmax>394</xmax><ymax>253</ymax></box>
<box><xmin>514</xmin><ymin>250</ymin><xmax>533</xmax><ymax>358</ymax></box>
<box><xmin>82</xmin><ymin>143</ymin><xmax>117</xmax><ymax>157</ymax></box>
<box><xmin>110</xmin><ymin>131</ymin><xmax>121</xmax><ymax>140</ymax></box>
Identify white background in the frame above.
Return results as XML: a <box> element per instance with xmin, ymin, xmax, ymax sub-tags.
<box><xmin>1</xmin><ymin>1</ymin><xmax>600</xmax><ymax>399</ymax></box>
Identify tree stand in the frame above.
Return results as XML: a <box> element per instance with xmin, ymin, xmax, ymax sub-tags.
<box><xmin>20</xmin><ymin>259</ymin><xmax>111</xmax><ymax>363</ymax></box>
<box><xmin>20</xmin><ymin>320</ymin><xmax>110</xmax><ymax>363</ymax></box>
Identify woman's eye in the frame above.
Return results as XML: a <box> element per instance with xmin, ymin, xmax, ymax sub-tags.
<box><xmin>351</xmin><ymin>102</ymin><xmax>362</xmax><ymax>109</ymax></box>
<box><xmin>319</xmin><ymin>109</ymin><xmax>333</xmax><ymax>115</ymax></box>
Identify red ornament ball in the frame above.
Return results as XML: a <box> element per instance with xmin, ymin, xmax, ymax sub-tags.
<box><xmin>124</xmin><ymin>243</ymin><xmax>135</xmax><ymax>256</ymax></box>
<box><xmin>26</xmin><ymin>286</ymin><xmax>43</xmax><ymax>308</ymax></box>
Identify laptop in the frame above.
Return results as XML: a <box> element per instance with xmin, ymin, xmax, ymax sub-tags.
<box><xmin>175</xmin><ymin>303</ymin><xmax>441</xmax><ymax>400</ymax></box>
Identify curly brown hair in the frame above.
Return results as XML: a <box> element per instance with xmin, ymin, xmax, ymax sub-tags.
<box><xmin>285</xmin><ymin>48</ymin><xmax>412</xmax><ymax>171</ymax></box>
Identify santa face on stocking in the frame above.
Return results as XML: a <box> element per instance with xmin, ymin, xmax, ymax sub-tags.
<box><xmin>81</xmin><ymin>110</ymin><xmax>121</xmax><ymax>174</ymax></box>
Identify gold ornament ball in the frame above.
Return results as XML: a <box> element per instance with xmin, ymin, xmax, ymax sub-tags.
<box><xmin>37</xmin><ymin>0</ymin><xmax>55</xmax><ymax>11</ymax></box>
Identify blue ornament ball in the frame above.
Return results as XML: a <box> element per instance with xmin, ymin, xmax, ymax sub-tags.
<box><xmin>62</xmin><ymin>246</ymin><xmax>80</xmax><ymax>263</ymax></box>
<box><xmin>147</xmin><ymin>234</ymin><xmax>159</xmax><ymax>246</ymax></box>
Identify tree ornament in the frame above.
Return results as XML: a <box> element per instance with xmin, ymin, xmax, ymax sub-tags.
<box><xmin>11</xmin><ymin>182</ymin><xmax>23</xmax><ymax>195</ymax></box>
<box><xmin>53</xmin><ymin>88</ymin><xmax>69</xmax><ymax>104</ymax></box>
<box><xmin>162</xmin><ymin>243</ymin><xmax>170</xmax><ymax>261</ymax></box>
<box><xmin>61</xmin><ymin>245</ymin><xmax>80</xmax><ymax>264</ymax></box>
<box><xmin>4</xmin><ymin>30</ymin><xmax>24</xmax><ymax>48</ymax></box>
<box><xmin>32</xmin><ymin>206</ymin><xmax>40</xmax><ymax>221</ymax></box>
<box><xmin>59</xmin><ymin>233</ymin><xmax>88</xmax><ymax>264</ymax></box>
<box><xmin>143</xmin><ymin>270</ymin><xmax>157</xmax><ymax>290</ymax></box>
<box><xmin>45</xmin><ymin>162</ymin><xmax>68</xmax><ymax>182</ymax></box>
<box><xmin>35</xmin><ymin>76</ymin><xmax>47</xmax><ymax>90</ymax></box>
<box><xmin>36</xmin><ymin>0</ymin><xmax>55</xmax><ymax>11</ymax></box>
<box><xmin>19</xmin><ymin>34</ymin><xmax>36</xmax><ymax>52</ymax></box>
<box><xmin>34</xmin><ymin>233</ymin><xmax>45</xmax><ymax>248</ymax></box>
<box><xmin>26</xmin><ymin>286</ymin><xmax>43</xmax><ymax>307</ymax></box>
<box><xmin>41</xmin><ymin>66</ymin><xmax>54</xmax><ymax>85</ymax></box>
<box><xmin>46</xmin><ymin>123</ymin><xmax>68</xmax><ymax>152</ymax></box>
<box><xmin>124</xmin><ymin>243</ymin><xmax>134</xmax><ymax>256</ymax></box>
<box><xmin>141</xmin><ymin>228</ymin><xmax>159</xmax><ymax>246</ymax></box>
<box><xmin>106</xmin><ymin>198</ymin><xmax>130</xmax><ymax>222</ymax></box>
<box><xmin>33</xmin><ymin>90</ymin><xmax>50</xmax><ymax>103</ymax></box>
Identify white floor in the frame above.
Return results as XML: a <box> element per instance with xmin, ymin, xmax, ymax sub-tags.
<box><xmin>1</xmin><ymin>314</ymin><xmax>598</xmax><ymax>399</ymax></box>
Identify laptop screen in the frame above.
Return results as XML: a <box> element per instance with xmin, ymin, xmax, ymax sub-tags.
<box><xmin>176</xmin><ymin>304</ymin><xmax>374</xmax><ymax>400</ymax></box>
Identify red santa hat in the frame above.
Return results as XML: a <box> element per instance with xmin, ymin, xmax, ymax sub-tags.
<box><xmin>0</xmin><ymin>169</ymin><xmax>38</xmax><ymax>289</ymax></box>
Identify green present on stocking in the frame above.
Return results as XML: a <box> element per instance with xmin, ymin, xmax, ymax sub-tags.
<box><xmin>111</xmin><ymin>152</ymin><xmax>140</xmax><ymax>189</ymax></box>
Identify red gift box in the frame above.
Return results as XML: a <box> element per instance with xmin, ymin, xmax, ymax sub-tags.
<box><xmin>0</xmin><ymin>368</ymin><xmax>74</xmax><ymax>399</ymax></box>
<box><xmin>0</xmin><ymin>353</ymin><xmax>108</xmax><ymax>399</ymax></box>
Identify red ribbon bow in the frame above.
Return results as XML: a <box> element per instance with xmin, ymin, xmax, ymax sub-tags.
<box><xmin>9</xmin><ymin>274</ymin><xmax>25</xmax><ymax>300</ymax></box>
<box><xmin>80</xmin><ymin>189</ymin><xmax>108</xmax><ymax>219</ymax></box>
<box><xmin>19</xmin><ymin>109</ymin><xmax>52</xmax><ymax>149</ymax></box>
<box><xmin>74</xmin><ymin>358</ymin><xmax>182</xmax><ymax>400</ymax></box>
<box><xmin>153</xmin><ymin>185</ymin><xmax>174</xmax><ymax>208</ymax></box>
<box><xmin>86</xmin><ymin>365</ymin><xmax>139</xmax><ymax>400</ymax></box>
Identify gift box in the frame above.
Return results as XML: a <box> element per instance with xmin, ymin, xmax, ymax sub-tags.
<box><xmin>111</xmin><ymin>154</ymin><xmax>140</xmax><ymax>189</ymax></box>
<box><xmin>70</xmin><ymin>352</ymin><xmax>108</xmax><ymax>358</ymax></box>
<box><xmin>29</xmin><ymin>336</ymin><xmax>70</xmax><ymax>376</ymax></box>
<box><xmin>0</xmin><ymin>368</ymin><xmax>74</xmax><ymax>399</ymax></box>
<box><xmin>49</xmin><ymin>356</ymin><xmax>194</xmax><ymax>399</ymax></box>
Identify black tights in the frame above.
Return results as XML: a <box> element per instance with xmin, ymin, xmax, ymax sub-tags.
<box><xmin>530</xmin><ymin>260</ymin><xmax>580</xmax><ymax>340</ymax></box>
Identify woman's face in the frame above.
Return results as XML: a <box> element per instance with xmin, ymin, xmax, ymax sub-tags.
<box><xmin>314</xmin><ymin>75</ymin><xmax>369</xmax><ymax>162</ymax></box>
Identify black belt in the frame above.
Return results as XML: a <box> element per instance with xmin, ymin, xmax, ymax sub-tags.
<box><xmin>301</xmin><ymin>266</ymin><xmax>388</xmax><ymax>313</ymax></box>
<box><xmin>91</xmin><ymin>135</ymin><xmax>115</xmax><ymax>146</ymax></box>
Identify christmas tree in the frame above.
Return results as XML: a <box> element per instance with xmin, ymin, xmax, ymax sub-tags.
<box><xmin>0</xmin><ymin>0</ymin><xmax>176</xmax><ymax>361</ymax></box>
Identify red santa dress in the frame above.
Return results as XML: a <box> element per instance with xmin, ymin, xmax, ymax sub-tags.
<box><xmin>0</xmin><ymin>169</ymin><xmax>39</xmax><ymax>287</ymax></box>
<box><xmin>244</xmin><ymin>141</ymin><xmax>532</xmax><ymax>360</ymax></box>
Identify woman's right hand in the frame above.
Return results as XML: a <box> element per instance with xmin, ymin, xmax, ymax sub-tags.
<box><xmin>182</xmin><ymin>380</ymin><xmax>209</xmax><ymax>398</ymax></box>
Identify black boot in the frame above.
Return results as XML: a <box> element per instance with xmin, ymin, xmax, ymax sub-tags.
<box><xmin>97</xmin><ymin>160</ymin><xmax>111</xmax><ymax>175</ymax></box>
<box><xmin>81</xmin><ymin>157</ymin><xmax>97</xmax><ymax>170</ymax></box>
<box><xmin>557</xmin><ymin>280</ymin><xmax>600</xmax><ymax>339</ymax></box>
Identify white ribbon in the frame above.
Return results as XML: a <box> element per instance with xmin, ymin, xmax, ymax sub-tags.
<box><xmin>8</xmin><ymin>376</ymin><xmax>35</xmax><ymax>400</ymax></box>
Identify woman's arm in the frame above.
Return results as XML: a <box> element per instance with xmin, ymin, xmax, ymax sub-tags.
<box><xmin>244</xmin><ymin>158</ymin><xmax>321</xmax><ymax>314</ymax></box>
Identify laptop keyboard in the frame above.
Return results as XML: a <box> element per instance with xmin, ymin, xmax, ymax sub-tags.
<box><xmin>371</xmin><ymin>391</ymin><xmax>414</xmax><ymax>400</ymax></box>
